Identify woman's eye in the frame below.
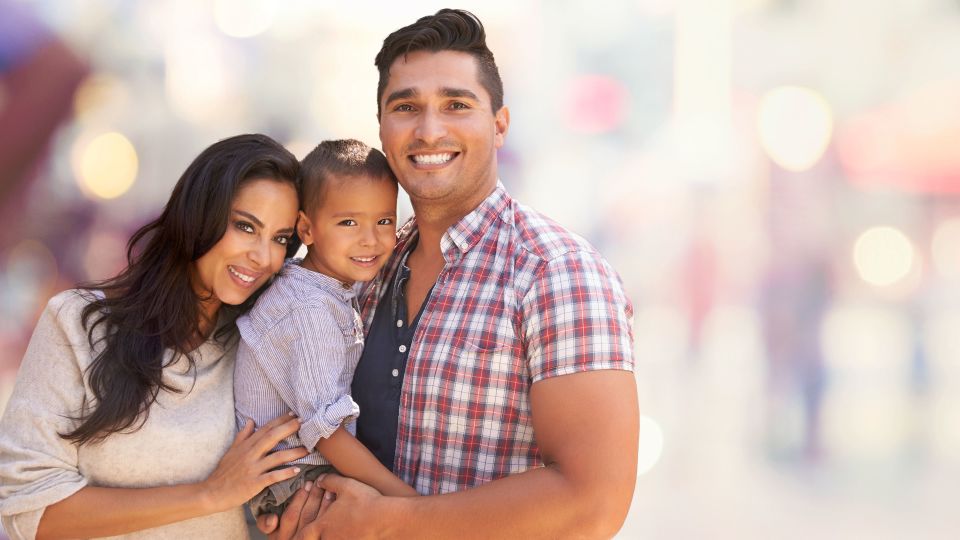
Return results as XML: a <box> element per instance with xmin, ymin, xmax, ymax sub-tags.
<box><xmin>235</xmin><ymin>221</ymin><xmax>255</xmax><ymax>233</ymax></box>
<box><xmin>275</xmin><ymin>235</ymin><xmax>291</xmax><ymax>245</ymax></box>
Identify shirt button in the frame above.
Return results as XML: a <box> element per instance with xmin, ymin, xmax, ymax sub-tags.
<box><xmin>398</xmin><ymin>344</ymin><xmax>407</xmax><ymax>353</ymax></box>
<box><xmin>391</xmin><ymin>369</ymin><xmax>399</xmax><ymax>377</ymax></box>
<box><xmin>396</xmin><ymin>319</ymin><xmax>403</xmax><ymax>328</ymax></box>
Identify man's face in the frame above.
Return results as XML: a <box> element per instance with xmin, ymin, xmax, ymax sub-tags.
<box><xmin>378</xmin><ymin>50</ymin><xmax>509</xmax><ymax>212</ymax></box>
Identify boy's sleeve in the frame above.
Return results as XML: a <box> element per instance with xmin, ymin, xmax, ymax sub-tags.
<box><xmin>255</xmin><ymin>307</ymin><xmax>360</xmax><ymax>452</ymax></box>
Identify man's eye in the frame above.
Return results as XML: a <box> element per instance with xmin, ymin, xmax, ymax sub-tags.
<box><xmin>450</xmin><ymin>102</ymin><xmax>470</xmax><ymax>110</ymax></box>
<box><xmin>235</xmin><ymin>221</ymin><xmax>255</xmax><ymax>233</ymax></box>
<box><xmin>394</xmin><ymin>104</ymin><xmax>415</xmax><ymax>112</ymax></box>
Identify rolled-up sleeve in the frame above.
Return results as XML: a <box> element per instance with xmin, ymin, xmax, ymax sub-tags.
<box><xmin>253</xmin><ymin>307</ymin><xmax>360</xmax><ymax>453</ymax></box>
<box><xmin>0</xmin><ymin>292</ymin><xmax>90</xmax><ymax>540</ymax></box>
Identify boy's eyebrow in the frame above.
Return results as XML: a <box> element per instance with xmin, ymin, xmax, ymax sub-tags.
<box><xmin>331</xmin><ymin>211</ymin><xmax>398</xmax><ymax>218</ymax></box>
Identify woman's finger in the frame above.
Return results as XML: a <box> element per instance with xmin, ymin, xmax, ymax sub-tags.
<box><xmin>232</xmin><ymin>418</ymin><xmax>255</xmax><ymax>447</ymax></box>
<box><xmin>264</xmin><ymin>466</ymin><xmax>302</xmax><ymax>486</ymax></box>
<box><xmin>262</xmin><ymin>447</ymin><xmax>309</xmax><ymax>470</ymax></box>
<box><xmin>251</xmin><ymin>416</ymin><xmax>301</xmax><ymax>454</ymax></box>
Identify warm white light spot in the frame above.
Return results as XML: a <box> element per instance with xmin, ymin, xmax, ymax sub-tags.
<box><xmin>637</xmin><ymin>415</ymin><xmax>664</xmax><ymax>475</ymax></box>
<box><xmin>758</xmin><ymin>86</ymin><xmax>833</xmax><ymax>171</ymax></box>
<box><xmin>853</xmin><ymin>226</ymin><xmax>914</xmax><ymax>287</ymax></box>
<box><xmin>931</xmin><ymin>218</ymin><xmax>960</xmax><ymax>279</ymax></box>
<box><xmin>214</xmin><ymin>0</ymin><xmax>276</xmax><ymax>38</ymax></box>
<box><xmin>72</xmin><ymin>132</ymin><xmax>138</xmax><ymax>199</ymax></box>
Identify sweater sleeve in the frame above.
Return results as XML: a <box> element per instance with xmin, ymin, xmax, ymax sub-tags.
<box><xmin>0</xmin><ymin>291</ymin><xmax>92</xmax><ymax>540</ymax></box>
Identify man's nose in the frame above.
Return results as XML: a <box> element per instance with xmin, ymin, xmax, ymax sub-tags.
<box><xmin>414</xmin><ymin>108</ymin><xmax>447</xmax><ymax>143</ymax></box>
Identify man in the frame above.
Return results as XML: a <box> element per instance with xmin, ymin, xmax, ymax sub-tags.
<box><xmin>262</xmin><ymin>9</ymin><xmax>638</xmax><ymax>538</ymax></box>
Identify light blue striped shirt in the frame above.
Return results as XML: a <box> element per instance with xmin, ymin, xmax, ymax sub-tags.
<box><xmin>235</xmin><ymin>259</ymin><xmax>363</xmax><ymax>466</ymax></box>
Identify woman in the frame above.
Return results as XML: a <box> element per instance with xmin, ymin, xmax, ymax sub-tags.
<box><xmin>0</xmin><ymin>134</ymin><xmax>308</xmax><ymax>539</ymax></box>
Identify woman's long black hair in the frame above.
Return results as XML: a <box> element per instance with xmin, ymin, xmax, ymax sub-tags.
<box><xmin>62</xmin><ymin>134</ymin><xmax>300</xmax><ymax>445</ymax></box>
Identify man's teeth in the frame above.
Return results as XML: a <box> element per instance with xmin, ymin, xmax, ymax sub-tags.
<box><xmin>413</xmin><ymin>153</ymin><xmax>453</xmax><ymax>165</ymax></box>
<box><xmin>229</xmin><ymin>266</ymin><xmax>255</xmax><ymax>283</ymax></box>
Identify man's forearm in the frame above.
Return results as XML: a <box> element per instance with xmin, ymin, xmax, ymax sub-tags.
<box><xmin>376</xmin><ymin>464</ymin><xmax>632</xmax><ymax>539</ymax></box>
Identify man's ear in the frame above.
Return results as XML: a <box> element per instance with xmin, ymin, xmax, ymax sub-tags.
<box><xmin>494</xmin><ymin>105</ymin><xmax>510</xmax><ymax>149</ymax></box>
<box><xmin>296</xmin><ymin>211</ymin><xmax>314</xmax><ymax>246</ymax></box>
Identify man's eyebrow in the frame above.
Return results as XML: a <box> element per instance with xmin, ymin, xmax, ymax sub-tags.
<box><xmin>232</xmin><ymin>209</ymin><xmax>264</xmax><ymax>228</ymax></box>
<box><xmin>385</xmin><ymin>88</ymin><xmax>417</xmax><ymax>104</ymax></box>
<box><xmin>441</xmin><ymin>87</ymin><xmax>479</xmax><ymax>100</ymax></box>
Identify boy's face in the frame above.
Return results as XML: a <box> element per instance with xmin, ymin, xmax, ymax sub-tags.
<box><xmin>297</xmin><ymin>175</ymin><xmax>398</xmax><ymax>286</ymax></box>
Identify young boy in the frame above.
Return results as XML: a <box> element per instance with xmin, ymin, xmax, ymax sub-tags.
<box><xmin>234</xmin><ymin>139</ymin><xmax>416</xmax><ymax>517</ymax></box>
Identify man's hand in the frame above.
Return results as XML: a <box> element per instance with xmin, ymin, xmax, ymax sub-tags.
<box><xmin>292</xmin><ymin>473</ymin><xmax>391</xmax><ymax>540</ymax></box>
<box><xmin>258</xmin><ymin>479</ymin><xmax>335</xmax><ymax>540</ymax></box>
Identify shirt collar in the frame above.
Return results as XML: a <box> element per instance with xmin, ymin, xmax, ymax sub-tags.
<box><xmin>280</xmin><ymin>258</ymin><xmax>356</xmax><ymax>302</ymax></box>
<box><xmin>441</xmin><ymin>181</ymin><xmax>511</xmax><ymax>257</ymax></box>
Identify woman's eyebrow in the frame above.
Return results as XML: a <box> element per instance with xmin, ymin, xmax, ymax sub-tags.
<box><xmin>232</xmin><ymin>209</ymin><xmax>263</xmax><ymax>228</ymax></box>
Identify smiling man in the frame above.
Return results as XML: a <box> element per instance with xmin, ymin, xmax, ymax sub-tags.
<box><xmin>264</xmin><ymin>9</ymin><xmax>639</xmax><ymax>539</ymax></box>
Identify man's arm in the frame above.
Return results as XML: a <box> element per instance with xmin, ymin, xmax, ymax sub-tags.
<box><xmin>303</xmin><ymin>369</ymin><xmax>638</xmax><ymax>539</ymax></box>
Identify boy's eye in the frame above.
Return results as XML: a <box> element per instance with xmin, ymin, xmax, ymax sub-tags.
<box><xmin>378</xmin><ymin>218</ymin><xmax>394</xmax><ymax>226</ymax></box>
<box><xmin>235</xmin><ymin>221</ymin><xmax>255</xmax><ymax>233</ymax></box>
<box><xmin>338</xmin><ymin>219</ymin><xmax>357</xmax><ymax>226</ymax></box>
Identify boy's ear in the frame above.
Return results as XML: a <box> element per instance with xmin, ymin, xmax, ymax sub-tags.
<box><xmin>296</xmin><ymin>211</ymin><xmax>314</xmax><ymax>246</ymax></box>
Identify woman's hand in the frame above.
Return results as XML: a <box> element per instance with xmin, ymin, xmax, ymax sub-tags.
<box><xmin>201</xmin><ymin>413</ymin><xmax>309</xmax><ymax>512</ymax></box>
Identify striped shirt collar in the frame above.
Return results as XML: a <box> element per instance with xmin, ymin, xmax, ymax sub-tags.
<box><xmin>280</xmin><ymin>258</ymin><xmax>356</xmax><ymax>302</ymax></box>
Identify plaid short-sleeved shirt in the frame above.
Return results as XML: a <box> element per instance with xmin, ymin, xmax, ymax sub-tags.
<box><xmin>360</xmin><ymin>182</ymin><xmax>634</xmax><ymax>494</ymax></box>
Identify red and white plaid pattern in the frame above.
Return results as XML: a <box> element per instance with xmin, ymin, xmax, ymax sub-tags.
<box><xmin>360</xmin><ymin>183</ymin><xmax>634</xmax><ymax>494</ymax></box>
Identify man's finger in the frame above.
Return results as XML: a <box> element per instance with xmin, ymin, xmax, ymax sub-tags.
<box><xmin>272</xmin><ymin>485</ymin><xmax>309</xmax><ymax>540</ymax></box>
<box><xmin>297</xmin><ymin>480</ymin><xmax>325</xmax><ymax>530</ymax></box>
<box><xmin>256</xmin><ymin>513</ymin><xmax>278</xmax><ymax>536</ymax></box>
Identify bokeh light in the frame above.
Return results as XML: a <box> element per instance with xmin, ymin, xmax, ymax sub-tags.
<box><xmin>757</xmin><ymin>86</ymin><xmax>834</xmax><ymax>172</ymax></box>
<box><xmin>164</xmin><ymin>36</ymin><xmax>243</xmax><ymax>123</ymax></box>
<box><xmin>852</xmin><ymin>226</ymin><xmax>915</xmax><ymax>287</ymax></box>
<box><xmin>71</xmin><ymin>132</ymin><xmax>139</xmax><ymax>200</ymax></box>
<box><xmin>931</xmin><ymin>218</ymin><xmax>960</xmax><ymax>280</ymax></box>
<box><xmin>637</xmin><ymin>415</ymin><xmax>665</xmax><ymax>475</ymax></box>
<box><xmin>213</xmin><ymin>0</ymin><xmax>276</xmax><ymax>38</ymax></box>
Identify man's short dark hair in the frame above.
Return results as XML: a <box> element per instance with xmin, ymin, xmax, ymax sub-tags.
<box><xmin>375</xmin><ymin>8</ymin><xmax>504</xmax><ymax>118</ymax></box>
<box><xmin>299</xmin><ymin>139</ymin><xmax>396</xmax><ymax>214</ymax></box>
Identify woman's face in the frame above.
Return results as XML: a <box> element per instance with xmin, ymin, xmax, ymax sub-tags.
<box><xmin>192</xmin><ymin>178</ymin><xmax>298</xmax><ymax>316</ymax></box>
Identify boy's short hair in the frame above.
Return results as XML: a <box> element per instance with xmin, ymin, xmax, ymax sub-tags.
<box><xmin>299</xmin><ymin>139</ymin><xmax>396</xmax><ymax>214</ymax></box>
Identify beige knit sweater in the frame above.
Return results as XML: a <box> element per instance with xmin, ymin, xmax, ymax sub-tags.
<box><xmin>0</xmin><ymin>290</ymin><xmax>249</xmax><ymax>539</ymax></box>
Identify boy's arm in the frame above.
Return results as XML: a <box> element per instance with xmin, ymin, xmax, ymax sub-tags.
<box><xmin>314</xmin><ymin>427</ymin><xmax>417</xmax><ymax>497</ymax></box>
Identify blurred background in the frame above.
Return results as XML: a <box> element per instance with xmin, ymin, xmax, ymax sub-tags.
<box><xmin>1</xmin><ymin>0</ymin><xmax>958</xmax><ymax>538</ymax></box>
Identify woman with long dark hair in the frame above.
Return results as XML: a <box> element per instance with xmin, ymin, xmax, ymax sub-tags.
<box><xmin>0</xmin><ymin>134</ymin><xmax>309</xmax><ymax>539</ymax></box>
